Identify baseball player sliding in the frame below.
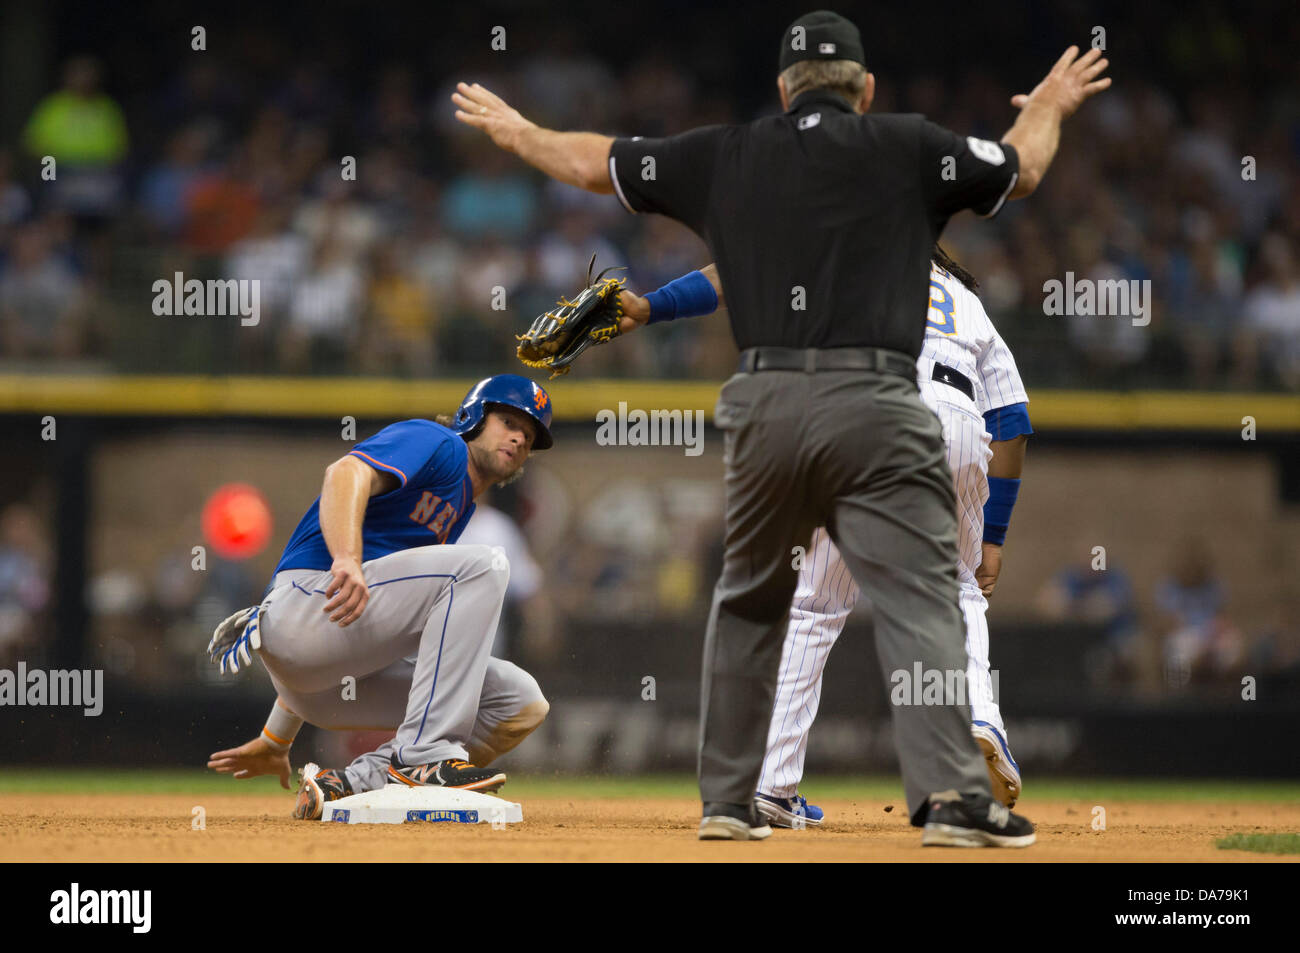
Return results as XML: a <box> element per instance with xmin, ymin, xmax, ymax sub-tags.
<box><xmin>612</xmin><ymin>248</ymin><xmax>1031</xmax><ymax>827</ymax></box>
<box><xmin>205</xmin><ymin>375</ymin><xmax>554</xmax><ymax>820</ymax></box>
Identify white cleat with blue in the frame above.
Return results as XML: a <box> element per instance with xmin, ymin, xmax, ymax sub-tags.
<box><xmin>754</xmin><ymin>792</ymin><xmax>825</xmax><ymax>829</ymax></box>
<box><xmin>971</xmin><ymin>721</ymin><xmax>1022</xmax><ymax>808</ymax></box>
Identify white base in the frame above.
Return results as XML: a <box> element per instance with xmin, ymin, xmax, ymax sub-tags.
<box><xmin>320</xmin><ymin>783</ymin><xmax>523</xmax><ymax>826</ymax></box>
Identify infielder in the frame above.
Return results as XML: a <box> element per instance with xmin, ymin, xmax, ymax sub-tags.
<box><xmin>616</xmin><ymin>249</ymin><xmax>1031</xmax><ymax>826</ymax></box>
<box><xmin>206</xmin><ymin>374</ymin><xmax>554</xmax><ymax>819</ymax></box>
<box><xmin>754</xmin><ymin>250</ymin><xmax>1032</xmax><ymax>827</ymax></box>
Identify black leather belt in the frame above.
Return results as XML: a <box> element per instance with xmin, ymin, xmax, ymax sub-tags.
<box><xmin>931</xmin><ymin>362</ymin><xmax>975</xmax><ymax>401</ymax></box>
<box><xmin>738</xmin><ymin>346</ymin><xmax>916</xmax><ymax>379</ymax></box>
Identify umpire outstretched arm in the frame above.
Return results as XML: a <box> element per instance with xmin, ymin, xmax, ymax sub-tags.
<box><xmin>451</xmin><ymin>82</ymin><xmax>615</xmax><ymax>193</ymax></box>
<box><xmin>451</xmin><ymin>46</ymin><xmax>1109</xmax><ymax>200</ymax></box>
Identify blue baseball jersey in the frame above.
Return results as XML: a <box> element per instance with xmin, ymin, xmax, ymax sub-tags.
<box><xmin>273</xmin><ymin>420</ymin><xmax>477</xmax><ymax>574</ymax></box>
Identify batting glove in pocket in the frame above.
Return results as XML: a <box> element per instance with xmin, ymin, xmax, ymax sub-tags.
<box><xmin>208</xmin><ymin>605</ymin><xmax>262</xmax><ymax>675</ymax></box>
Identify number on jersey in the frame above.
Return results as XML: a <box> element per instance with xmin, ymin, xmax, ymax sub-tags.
<box><xmin>927</xmin><ymin>280</ymin><xmax>957</xmax><ymax>335</ymax></box>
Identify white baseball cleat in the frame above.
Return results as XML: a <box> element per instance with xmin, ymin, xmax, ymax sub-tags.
<box><xmin>971</xmin><ymin>721</ymin><xmax>1022</xmax><ymax>808</ymax></box>
<box><xmin>754</xmin><ymin>792</ymin><xmax>824</xmax><ymax>828</ymax></box>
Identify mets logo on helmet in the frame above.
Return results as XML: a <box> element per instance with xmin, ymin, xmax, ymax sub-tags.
<box><xmin>534</xmin><ymin>389</ymin><xmax>549</xmax><ymax>411</ymax></box>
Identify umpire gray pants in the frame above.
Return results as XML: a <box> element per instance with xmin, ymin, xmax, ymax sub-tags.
<box><xmin>700</xmin><ymin>367</ymin><xmax>992</xmax><ymax>824</ymax></box>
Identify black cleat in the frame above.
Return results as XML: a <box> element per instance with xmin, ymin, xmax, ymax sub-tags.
<box><xmin>922</xmin><ymin>792</ymin><xmax>1036</xmax><ymax>847</ymax></box>
<box><xmin>387</xmin><ymin>758</ymin><xmax>506</xmax><ymax>792</ymax></box>
<box><xmin>293</xmin><ymin>763</ymin><xmax>353</xmax><ymax>820</ymax></box>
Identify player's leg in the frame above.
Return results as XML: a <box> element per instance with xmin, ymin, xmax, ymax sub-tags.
<box><xmin>699</xmin><ymin>371</ymin><xmax>818</xmax><ymax>838</ymax></box>
<box><xmin>759</xmin><ymin>526</ymin><xmax>855</xmax><ymax>797</ymax></box>
<box><xmin>928</xmin><ymin>394</ymin><xmax>1023</xmax><ymax>805</ymax></box>
<box><xmin>961</xmin><ymin>583</ymin><xmax>1020</xmax><ymax>805</ymax></box>
<box><xmin>280</xmin><ymin>655</ymin><xmax>548</xmax><ymax>798</ymax></box>
<box><xmin>756</xmin><ymin>526</ymin><xmax>858</xmax><ymax>827</ymax></box>
<box><xmin>258</xmin><ymin>559</ymin><xmax>453</xmax><ymax>813</ymax></box>
<box><xmin>268</xmin><ymin>661</ymin><xmax>408</xmax><ymax>816</ymax></box>
<box><xmin>315</xmin><ymin>658</ymin><xmax>547</xmax><ymax>795</ymax></box>
<box><xmin>270</xmin><ymin>658</ymin><xmax>414</xmax><ymax>794</ymax></box>
<box><xmin>466</xmin><ymin>658</ymin><xmax>550</xmax><ymax>765</ymax></box>
<box><xmin>960</xmin><ymin>587</ymin><xmax>1002</xmax><ymax>731</ymax></box>
<box><xmin>812</xmin><ymin>372</ymin><xmax>993</xmax><ymax>827</ymax></box>
<box><xmin>922</xmin><ymin>389</ymin><xmax>991</xmax><ymax>584</ymax></box>
<box><xmin>383</xmin><ymin>545</ymin><xmax>508</xmax><ymax>780</ymax></box>
<box><xmin>258</xmin><ymin>544</ymin><xmax>509</xmax><ymax>785</ymax></box>
<box><xmin>271</xmin><ymin>658</ymin><xmax>412</xmax><ymax>734</ymax></box>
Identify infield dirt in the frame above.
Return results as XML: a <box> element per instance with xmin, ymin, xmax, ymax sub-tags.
<box><xmin>3</xmin><ymin>793</ymin><xmax>1297</xmax><ymax>862</ymax></box>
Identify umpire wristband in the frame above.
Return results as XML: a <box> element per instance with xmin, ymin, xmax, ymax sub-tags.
<box><xmin>983</xmin><ymin>477</ymin><xmax>1020</xmax><ymax>546</ymax></box>
<box><xmin>646</xmin><ymin>270</ymin><xmax>718</xmax><ymax>324</ymax></box>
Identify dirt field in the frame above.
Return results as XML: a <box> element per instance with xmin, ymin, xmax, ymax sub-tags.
<box><xmin>3</xmin><ymin>792</ymin><xmax>1297</xmax><ymax>862</ymax></box>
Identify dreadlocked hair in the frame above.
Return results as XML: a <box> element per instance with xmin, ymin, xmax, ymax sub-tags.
<box><xmin>932</xmin><ymin>245</ymin><xmax>980</xmax><ymax>294</ymax></box>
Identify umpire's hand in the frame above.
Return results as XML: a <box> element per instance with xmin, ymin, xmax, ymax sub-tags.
<box><xmin>452</xmin><ymin>82</ymin><xmax>534</xmax><ymax>152</ymax></box>
<box><xmin>1010</xmin><ymin>45</ymin><xmax>1110</xmax><ymax>117</ymax></box>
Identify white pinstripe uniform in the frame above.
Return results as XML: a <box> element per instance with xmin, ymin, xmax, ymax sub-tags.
<box><xmin>758</xmin><ymin>260</ymin><xmax>1028</xmax><ymax>799</ymax></box>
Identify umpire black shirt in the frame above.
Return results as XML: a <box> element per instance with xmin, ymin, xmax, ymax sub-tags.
<box><xmin>608</xmin><ymin>89</ymin><xmax>1020</xmax><ymax>357</ymax></box>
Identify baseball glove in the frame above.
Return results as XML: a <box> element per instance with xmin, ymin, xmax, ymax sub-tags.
<box><xmin>517</xmin><ymin>253</ymin><xmax>627</xmax><ymax>378</ymax></box>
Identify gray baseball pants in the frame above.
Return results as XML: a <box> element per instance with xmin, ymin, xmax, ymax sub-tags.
<box><xmin>700</xmin><ymin>367</ymin><xmax>992</xmax><ymax>825</ymax></box>
<box><xmin>255</xmin><ymin>544</ymin><xmax>546</xmax><ymax>792</ymax></box>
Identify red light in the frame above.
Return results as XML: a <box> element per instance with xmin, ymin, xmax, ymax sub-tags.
<box><xmin>202</xmin><ymin>483</ymin><xmax>272</xmax><ymax>560</ymax></box>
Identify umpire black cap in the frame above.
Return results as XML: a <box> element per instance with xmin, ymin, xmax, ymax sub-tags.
<box><xmin>779</xmin><ymin>10</ymin><xmax>867</xmax><ymax>71</ymax></box>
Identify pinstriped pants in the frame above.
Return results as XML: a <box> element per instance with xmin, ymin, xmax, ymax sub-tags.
<box><xmin>759</xmin><ymin>381</ymin><xmax>1003</xmax><ymax>797</ymax></box>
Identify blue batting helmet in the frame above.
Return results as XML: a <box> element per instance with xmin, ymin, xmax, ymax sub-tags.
<box><xmin>451</xmin><ymin>374</ymin><xmax>554</xmax><ymax>450</ymax></box>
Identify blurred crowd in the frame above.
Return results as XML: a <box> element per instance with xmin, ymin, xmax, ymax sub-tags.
<box><xmin>0</xmin><ymin>503</ymin><xmax>50</xmax><ymax>663</ymax></box>
<box><xmin>1036</xmin><ymin>539</ymin><xmax>1300</xmax><ymax>697</ymax></box>
<box><xmin>75</xmin><ymin>491</ymin><xmax>1300</xmax><ymax>701</ymax></box>
<box><xmin>1</xmin><ymin>18</ymin><xmax>1297</xmax><ymax>388</ymax></box>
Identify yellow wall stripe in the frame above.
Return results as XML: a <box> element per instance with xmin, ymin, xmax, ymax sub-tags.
<box><xmin>0</xmin><ymin>375</ymin><xmax>1294</xmax><ymax>431</ymax></box>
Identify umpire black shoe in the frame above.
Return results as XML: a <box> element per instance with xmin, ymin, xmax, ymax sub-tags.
<box><xmin>387</xmin><ymin>758</ymin><xmax>506</xmax><ymax>792</ymax></box>
<box><xmin>698</xmin><ymin>802</ymin><xmax>773</xmax><ymax>841</ymax></box>
<box><xmin>921</xmin><ymin>791</ymin><xmax>1036</xmax><ymax>848</ymax></box>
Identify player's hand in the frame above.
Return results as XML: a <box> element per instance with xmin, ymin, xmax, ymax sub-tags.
<box><xmin>976</xmin><ymin>542</ymin><xmax>1003</xmax><ymax>598</ymax></box>
<box><xmin>207</xmin><ymin>736</ymin><xmax>292</xmax><ymax>789</ymax></box>
<box><xmin>1010</xmin><ymin>45</ymin><xmax>1111</xmax><ymax>118</ymax></box>
<box><xmin>617</xmin><ymin>288</ymin><xmax>651</xmax><ymax>334</ymax></box>
<box><xmin>324</xmin><ymin>555</ymin><xmax>369</xmax><ymax>626</ymax></box>
<box><xmin>451</xmin><ymin>82</ymin><xmax>536</xmax><ymax>153</ymax></box>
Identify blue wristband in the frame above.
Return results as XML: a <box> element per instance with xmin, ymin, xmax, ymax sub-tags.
<box><xmin>983</xmin><ymin>402</ymin><xmax>1033</xmax><ymax>441</ymax></box>
<box><xmin>983</xmin><ymin>476</ymin><xmax>1020</xmax><ymax>545</ymax></box>
<box><xmin>646</xmin><ymin>270</ymin><xmax>719</xmax><ymax>324</ymax></box>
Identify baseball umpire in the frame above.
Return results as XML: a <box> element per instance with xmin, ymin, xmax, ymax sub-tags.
<box><xmin>454</xmin><ymin>10</ymin><xmax>1108</xmax><ymax>845</ymax></box>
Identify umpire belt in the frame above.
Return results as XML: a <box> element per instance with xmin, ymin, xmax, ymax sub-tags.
<box><xmin>930</xmin><ymin>362</ymin><xmax>976</xmax><ymax>401</ymax></box>
<box><xmin>738</xmin><ymin>346</ymin><xmax>916</xmax><ymax>379</ymax></box>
